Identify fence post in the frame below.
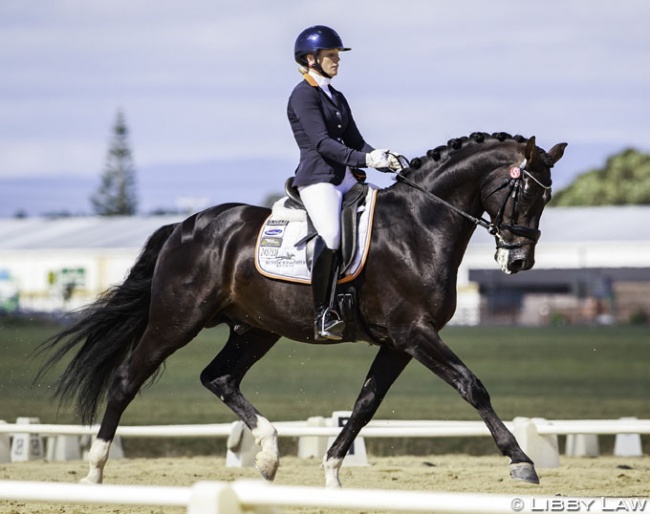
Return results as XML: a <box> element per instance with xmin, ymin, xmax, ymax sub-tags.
<box><xmin>46</xmin><ymin>435</ymin><xmax>82</xmax><ymax>461</ymax></box>
<box><xmin>512</xmin><ymin>417</ymin><xmax>560</xmax><ymax>468</ymax></box>
<box><xmin>297</xmin><ymin>416</ymin><xmax>327</xmax><ymax>459</ymax></box>
<box><xmin>187</xmin><ymin>481</ymin><xmax>244</xmax><ymax>514</ymax></box>
<box><xmin>565</xmin><ymin>434</ymin><xmax>600</xmax><ymax>457</ymax></box>
<box><xmin>614</xmin><ymin>417</ymin><xmax>643</xmax><ymax>457</ymax></box>
<box><xmin>10</xmin><ymin>417</ymin><xmax>44</xmax><ymax>462</ymax></box>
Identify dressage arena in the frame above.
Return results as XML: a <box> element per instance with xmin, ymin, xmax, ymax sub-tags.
<box><xmin>2</xmin><ymin>453</ymin><xmax>649</xmax><ymax>513</ymax></box>
<box><xmin>1</xmin><ymin>323</ymin><xmax>649</xmax><ymax>512</ymax></box>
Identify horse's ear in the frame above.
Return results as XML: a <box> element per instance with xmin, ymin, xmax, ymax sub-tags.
<box><xmin>524</xmin><ymin>136</ymin><xmax>537</xmax><ymax>165</ymax></box>
<box><xmin>547</xmin><ymin>142</ymin><xmax>568</xmax><ymax>166</ymax></box>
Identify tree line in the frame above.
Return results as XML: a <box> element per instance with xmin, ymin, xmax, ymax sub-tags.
<box><xmin>550</xmin><ymin>148</ymin><xmax>650</xmax><ymax>206</ymax></box>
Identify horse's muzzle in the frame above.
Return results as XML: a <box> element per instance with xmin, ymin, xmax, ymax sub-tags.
<box><xmin>492</xmin><ymin>224</ymin><xmax>540</xmax><ymax>274</ymax></box>
<box><xmin>494</xmin><ymin>244</ymin><xmax>536</xmax><ymax>275</ymax></box>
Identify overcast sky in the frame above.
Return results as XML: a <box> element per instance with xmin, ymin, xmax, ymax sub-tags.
<box><xmin>1</xmin><ymin>1</ymin><xmax>649</xmax><ymax>215</ymax></box>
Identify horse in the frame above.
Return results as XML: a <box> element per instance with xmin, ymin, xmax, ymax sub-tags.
<box><xmin>36</xmin><ymin>131</ymin><xmax>567</xmax><ymax>488</ymax></box>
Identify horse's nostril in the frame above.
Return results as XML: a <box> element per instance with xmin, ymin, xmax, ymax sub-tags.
<box><xmin>509</xmin><ymin>259</ymin><xmax>526</xmax><ymax>273</ymax></box>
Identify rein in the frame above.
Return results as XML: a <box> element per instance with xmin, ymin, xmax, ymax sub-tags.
<box><xmin>392</xmin><ymin>154</ymin><xmax>550</xmax><ymax>248</ymax></box>
<box><xmin>395</xmin><ymin>172</ymin><xmax>497</xmax><ymax>234</ymax></box>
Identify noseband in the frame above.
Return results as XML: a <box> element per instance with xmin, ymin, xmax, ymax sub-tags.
<box><xmin>394</xmin><ymin>156</ymin><xmax>551</xmax><ymax>249</ymax></box>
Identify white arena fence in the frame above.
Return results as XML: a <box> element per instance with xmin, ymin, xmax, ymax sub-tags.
<box><xmin>1</xmin><ymin>479</ymin><xmax>646</xmax><ymax>514</ymax></box>
<box><xmin>1</xmin><ymin>415</ymin><xmax>647</xmax><ymax>468</ymax></box>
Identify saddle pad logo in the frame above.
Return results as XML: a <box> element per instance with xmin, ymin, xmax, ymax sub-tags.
<box><xmin>255</xmin><ymin>188</ymin><xmax>378</xmax><ymax>284</ymax></box>
<box><xmin>260</xmin><ymin>237</ymin><xmax>282</xmax><ymax>247</ymax></box>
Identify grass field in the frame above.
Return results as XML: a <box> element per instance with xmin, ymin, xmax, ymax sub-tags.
<box><xmin>1</xmin><ymin>317</ymin><xmax>648</xmax><ymax>456</ymax></box>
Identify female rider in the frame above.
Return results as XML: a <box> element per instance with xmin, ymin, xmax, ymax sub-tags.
<box><xmin>288</xmin><ymin>25</ymin><xmax>404</xmax><ymax>341</ymax></box>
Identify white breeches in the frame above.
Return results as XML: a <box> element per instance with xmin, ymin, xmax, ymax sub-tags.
<box><xmin>298</xmin><ymin>169</ymin><xmax>359</xmax><ymax>250</ymax></box>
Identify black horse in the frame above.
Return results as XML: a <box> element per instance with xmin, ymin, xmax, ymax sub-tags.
<box><xmin>37</xmin><ymin>132</ymin><xmax>566</xmax><ymax>487</ymax></box>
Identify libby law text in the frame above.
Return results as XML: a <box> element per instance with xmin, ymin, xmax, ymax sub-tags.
<box><xmin>511</xmin><ymin>498</ymin><xmax>648</xmax><ymax>512</ymax></box>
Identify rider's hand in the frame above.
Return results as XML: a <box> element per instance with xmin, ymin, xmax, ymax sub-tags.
<box><xmin>387</xmin><ymin>151</ymin><xmax>407</xmax><ymax>172</ymax></box>
<box><xmin>366</xmin><ymin>149</ymin><xmax>391</xmax><ymax>170</ymax></box>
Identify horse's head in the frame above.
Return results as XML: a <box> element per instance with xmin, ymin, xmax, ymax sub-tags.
<box><xmin>481</xmin><ymin>136</ymin><xmax>567</xmax><ymax>274</ymax></box>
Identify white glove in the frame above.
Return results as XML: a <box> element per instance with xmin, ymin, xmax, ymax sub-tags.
<box><xmin>387</xmin><ymin>151</ymin><xmax>408</xmax><ymax>172</ymax></box>
<box><xmin>366</xmin><ymin>149</ymin><xmax>391</xmax><ymax>169</ymax></box>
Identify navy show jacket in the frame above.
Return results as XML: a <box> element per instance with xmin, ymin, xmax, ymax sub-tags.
<box><xmin>287</xmin><ymin>73</ymin><xmax>374</xmax><ymax>187</ymax></box>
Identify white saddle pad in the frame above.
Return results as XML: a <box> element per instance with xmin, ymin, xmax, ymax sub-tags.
<box><xmin>255</xmin><ymin>187</ymin><xmax>378</xmax><ymax>284</ymax></box>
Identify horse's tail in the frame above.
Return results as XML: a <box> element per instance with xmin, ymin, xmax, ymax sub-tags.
<box><xmin>35</xmin><ymin>222</ymin><xmax>179</xmax><ymax>425</ymax></box>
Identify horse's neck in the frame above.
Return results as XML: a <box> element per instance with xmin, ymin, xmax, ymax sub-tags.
<box><xmin>410</xmin><ymin>145</ymin><xmax>514</xmax><ymax>222</ymax></box>
<box><xmin>376</xmin><ymin>150</ymin><xmax>503</xmax><ymax>269</ymax></box>
<box><xmin>375</xmin><ymin>180</ymin><xmax>477</xmax><ymax>269</ymax></box>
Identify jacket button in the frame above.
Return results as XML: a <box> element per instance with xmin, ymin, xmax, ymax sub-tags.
<box><xmin>337</xmin><ymin>124</ymin><xmax>342</xmax><ymax>128</ymax></box>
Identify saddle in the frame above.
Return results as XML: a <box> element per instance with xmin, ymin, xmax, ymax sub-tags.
<box><xmin>283</xmin><ymin>177</ymin><xmax>370</xmax><ymax>274</ymax></box>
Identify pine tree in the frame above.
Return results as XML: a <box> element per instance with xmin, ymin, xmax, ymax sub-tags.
<box><xmin>91</xmin><ymin>110</ymin><xmax>138</xmax><ymax>216</ymax></box>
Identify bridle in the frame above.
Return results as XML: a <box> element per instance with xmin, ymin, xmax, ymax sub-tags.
<box><xmin>392</xmin><ymin>154</ymin><xmax>552</xmax><ymax>250</ymax></box>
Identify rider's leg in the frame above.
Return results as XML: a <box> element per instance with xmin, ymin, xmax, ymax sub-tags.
<box><xmin>310</xmin><ymin>235</ymin><xmax>344</xmax><ymax>340</ymax></box>
<box><xmin>298</xmin><ymin>181</ymin><xmax>345</xmax><ymax>340</ymax></box>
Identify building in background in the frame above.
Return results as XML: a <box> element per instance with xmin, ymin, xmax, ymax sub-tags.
<box><xmin>0</xmin><ymin>208</ymin><xmax>648</xmax><ymax>326</ymax></box>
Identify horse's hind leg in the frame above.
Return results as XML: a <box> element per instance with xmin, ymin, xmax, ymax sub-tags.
<box><xmin>322</xmin><ymin>346</ymin><xmax>412</xmax><ymax>488</ymax></box>
<box><xmin>403</xmin><ymin>323</ymin><xmax>539</xmax><ymax>484</ymax></box>
<box><xmin>82</xmin><ymin>324</ymin><xmax>202</xmax><ymax>484</ymax></box>
<box><xmin>200</xmin><ymin>326</ymin><xmax>280</xmax><ymax>481</ymax></box>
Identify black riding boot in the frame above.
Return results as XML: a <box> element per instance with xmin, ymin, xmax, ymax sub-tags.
<box><xmin>311</xmin><ymin>237</ymin><xmax>345</xmax><ymax>341</ymax></box>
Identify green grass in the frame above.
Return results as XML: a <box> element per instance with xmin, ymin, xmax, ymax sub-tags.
<box><xmin>1</xmin><ymin>317</ymin><xmax>648</xmax><ymax>456</ymax></box>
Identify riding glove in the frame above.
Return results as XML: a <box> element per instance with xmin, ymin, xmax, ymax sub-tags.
<box><xmin>387</xmin><ymin>152</ymin><xmax>408</xmax><ymax>172</ymax></box>
<box><xmin>366</xmin><ymin>149</ymin><xmax>391</xmax><ymax>169</ymax></box>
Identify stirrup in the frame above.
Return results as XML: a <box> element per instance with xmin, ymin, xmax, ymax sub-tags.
<box><xmin>315</xmin><ymin>308</ymin><xmax>345</xmax><ymax>341</ymax></box>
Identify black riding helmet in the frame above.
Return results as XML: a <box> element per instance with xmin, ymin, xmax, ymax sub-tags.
<box><xmin>294</xmin><ymin>25</ymin><xmax>351</xmax><ymax>68</ymax></box>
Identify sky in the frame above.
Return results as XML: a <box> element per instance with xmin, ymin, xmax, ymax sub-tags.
<box><xmin>1</xmin><ymin>0</ymin><xmax>649</xmax><ymax>216</ymax></box>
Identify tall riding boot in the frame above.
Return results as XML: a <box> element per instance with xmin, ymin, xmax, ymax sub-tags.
<box><xmin>311</xmin><ymin>237</ymin><xmax>345</xmax><ymax>341</ymax></box>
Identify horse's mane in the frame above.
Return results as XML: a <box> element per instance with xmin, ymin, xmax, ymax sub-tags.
<box><xmin>402</xmin><ymin>132</ymin><xmax>553</xmax><ymax>176</ymax></box>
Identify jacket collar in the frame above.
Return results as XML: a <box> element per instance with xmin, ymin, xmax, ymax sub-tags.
<box><xmin>303</xmin><ymin>69</ymin><xmax>331</xmax><ymax>88</ymax></box>
<box><xmin>303</xmin><ymin>73</ymin><xmax>319</xmax><ymax>87</ymax></box>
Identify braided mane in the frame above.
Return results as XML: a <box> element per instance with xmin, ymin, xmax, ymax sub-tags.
<box><xmin>405</xmin><ymin>132</ymin><xmax>527</xmax><ymax>173</ymax></box>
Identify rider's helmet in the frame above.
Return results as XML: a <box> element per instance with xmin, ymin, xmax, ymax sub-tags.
<box><xmin>294</xmin><ymin>25</ymin><xmax>351</xmax><ymax>66</ymax></box>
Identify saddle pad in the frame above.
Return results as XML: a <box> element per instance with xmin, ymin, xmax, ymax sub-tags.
<box><xmin>255</xmin><ymin>187</ymin><xmax>378</xmax><ymax>284</ymax></box>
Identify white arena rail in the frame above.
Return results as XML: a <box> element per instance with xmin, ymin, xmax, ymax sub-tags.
<box><xmin>1</xmin><ymin>417</ymin><xmax>646</xmax><ymax>467</ymax></box>
<box><xmin>2</xmin><ymin>418</ymin><xmax>647</xmax><ymax>437</ymax></box>
<box><xmin>0</xmin><ymin>478</ymin><xmax>643</xmax><ymax>514</ymax></box>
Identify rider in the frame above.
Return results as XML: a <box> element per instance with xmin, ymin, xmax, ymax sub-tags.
<box><xmin>288</xmin><ymin>25</ymin><xmax>404</xmax><ymax>341</ymax></box>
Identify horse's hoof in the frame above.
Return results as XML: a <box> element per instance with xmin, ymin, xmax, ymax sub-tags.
<box><xmin>509</xmin><ymin>462</ymin><xmax>540</xmax><ymax>484</ymax></box>
<box><xmin>254</xmin><ymin>451</ymin><xmax>279</xmax><ymax>481</ymax></box>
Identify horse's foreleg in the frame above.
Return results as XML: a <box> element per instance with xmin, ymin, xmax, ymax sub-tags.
<box><xmin>200</xmin><ymin>327</ymin><xmax>280</xmax><ymax>481</ymax></box>
<box><xmin>323</xmin><ymin>346</ymin><xmax>411</xmax><ymax>488</ymax></box>
<box><xmin>404</xmin><ymin>323</ymin><xmax>539</xmax><ymax>484</ymax></box>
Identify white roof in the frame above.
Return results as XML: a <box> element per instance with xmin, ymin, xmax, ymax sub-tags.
<box><xmin>0</xmin><ymin>207</ymin><xmax>648</xmax><ymax>250</ymax></box>
<box><xmin>471</xmin><ymin>206</ymin><xmax>650</xmax><ymax>244</ymax></box>
<box><xmin>0</xmin><ymin>215</ymin><xmax>184</xmax><ymax>250</ymax></box>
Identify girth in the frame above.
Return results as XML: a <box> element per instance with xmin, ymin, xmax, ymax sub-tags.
<box><xmin>283</xmin><ymin>178</ymin><xmax>370</xmax><ymax>274</ymax></box>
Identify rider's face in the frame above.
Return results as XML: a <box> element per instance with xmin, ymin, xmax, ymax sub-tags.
<box><xmin>307</xmin><ymin>48</ymin><xmax>340</xmax><ymax>77</ymax></box>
